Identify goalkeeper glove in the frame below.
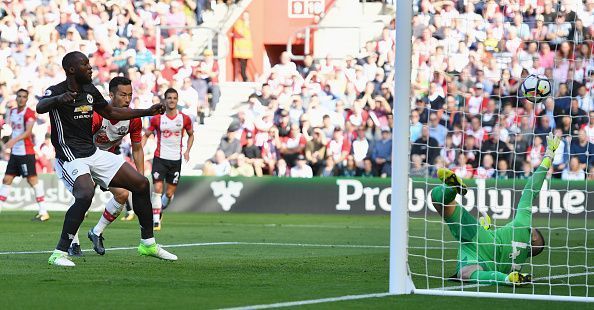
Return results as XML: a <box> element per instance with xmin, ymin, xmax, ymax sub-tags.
<box><xmin>505</xmin><ymin>271</ymin><xmax>532</xmax><ymax>286</ymax></box>
<box><xmin>544</xmin><ymin>132</ymin><xmax>561</xmax><ymax>159</ymax></box>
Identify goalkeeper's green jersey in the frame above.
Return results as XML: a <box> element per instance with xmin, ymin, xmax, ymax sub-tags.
<box><xmin>447</xmin><ymin>165</ymin><xmax>547</xmax><ymax>275</ymax></box>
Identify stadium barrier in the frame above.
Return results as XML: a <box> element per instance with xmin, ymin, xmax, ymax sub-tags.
<box><xmin>2</xmin><ymin>174</ymin><xmax>592</xmax><ymax>218</ymax></box>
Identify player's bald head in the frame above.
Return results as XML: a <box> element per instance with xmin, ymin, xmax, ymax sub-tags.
<box><xmin>531</xmin><ymin>228</ymin><xmax>545</xmax><ymax>257</ymax></box>
<box><xmin>61</xmin><ymin>51</ymin><xmax>87</xmax><ymax>71</ymax></box>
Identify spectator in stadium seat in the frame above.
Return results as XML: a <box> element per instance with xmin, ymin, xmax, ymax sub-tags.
<box><xmin>321</xmin><ymin>114</ymin><xmax>335</xmax><ymax>139</ymax></box>
<box><xmin>569</xmin><ymin>99</ymin><xmax>589</xmax><ymax>136</ymax></box>
<box><xmin>440</xmin><ymin>134</ymin><xmax>457</xmax><ymax>168</ymax></box>
<box><xmin>463</xmin><ymin>135</ymin><xmax>481</xmax><ymax>169</ymax></box>
<box><xmin>439</xmin><ymin>96</ymin><xmax>462</xmax><ymax>131</ymax></box>
<box><xmin>527</xmin><ymin>135</ymin><xmax>545</xmax><ymax>169</ymax></box>
<box><xmin>562</xmin><ymin>156</ymin><xmax>586</xmax><ymax>181</ymax></box>
<box><xmin>277</xmin><ymin>110</ymin><xmax>291</xmax><ymax>138</ymax></box>
<box><xmin>410</xmin><ymin>110</ymin><xmax>423</xmax><ymax>143</ymax></box>
<box><xmin>305</xmin><ymin>128</ymin><xmax>327</xmax><ymax>175</ymax></box>
<box><xmin>475</xmin><ymin>154</ymin><xmax>496</xmax><ymax>179</ymax></box>
<box><xmin>428</xmin><ymin>113</ymin><xmax>447</xmax><ymax>146</ymax></box>
<box><xmin>452</xmin><ymin>153</ymin><xmax>474</xmax><ymax>179</ymax></box>
<box><xmin>570</xmin><ymin>129</ymin><xmax>594</xmax><ymax>169</ymax></box>
<box><xmin>326</xmin><ymin>127</ymin><xmax>351</xmax><ymax>168</ymax></box>
<box><xmin>371</xmin><ymin>128</ymin><xmax>392</xmax><ymax>178</ymax></box>
<box><xmin>466</xmin><ymin>83</ymin><xmax>487</xmax><ymax>115</ymax></box>
<box><xmin>231</xmin><ymin>154</ymin><xmax>254</xmax><ymax>177</ymax></box>
<box><xmin>534</xmin><ymin>116</ymin><xmax>554</xmax><ymax>146</ymax></box>
<box><xmin>411</xmin><ymin>126</ymin><xmax>439</xmax><ymax>165</ymax></box>
<box><xmin>415</xmin><ymin>98</ymin><xmax>430</xmax><ymax>125</ymax></box>
<box><xmin>466</xmin><ymin>116</ymin><xmax>486</xmax><ymax>147</ymax></box>
<box><xmin>217</xmin><ymin>125</ymin><xmax>242</xmax><ymax>165</ymax></box>
<box><xmin>359</xmin><ymin>158</ymin><xmax>376</xmax><ymax>177</ymax></box>
<box><xmin>193</xmin><ymin>49</ymin><xmax>221</xmax><ymax>113</ymax></box>
<box><xmin>495</xmin><ymin>159</ymin><xmax>514</xmax><ymax>180</ymax></box>
<box><xmin>576</xmin><ymin>85</ymin><xmax>594</xmax><ymax>112</ymax></box>
<box><xmin>547</xmin><ymin>13</ymin><xmax>572</xmax><ymax>45</ymax></box>
<box><xmin>262</xmin><ymin>127</ymin><xmax>281</xmax><ymax>175</ymax></box>
<box><xmin>338</xmin><ymin>155</ymin><xmax>357</xmax><ymax>177</ymax></box>
<box><xmin>539</xmin><ymin>97</ymin><xmax>562</xmax><ymax>129</ymax></box>
<box><xmin>298</xmin><ymin>54</ymin><xmax>317</xmax><ymax>78</ymax></box>
<box><xmin>280</xmin><ymin>123</ymin><xmax>307</xmax><ymax>166</ymax></box>
<box><xmin>552</xmin><ymin>129</ymin><xmax>570</xmax><ymax>178</ymax></box>
<box><xmin>134</xmin><ymin>40</ymin><xmax>154</xmax><ymax>70</ymax></box>
<box><xmin>213</xmin><ymin>150</ymin><xmax>231</xmax><ymax>176</ymax></box>
<box><xmin>290</xmin><ymin>155</ymin><xmax>313</xmax><ymax>178</ymax></box>
<box><xmin>481</xmin><ymin>99</ymin><xmax>499</xmax><ymax>132</ymax></box>
<box><xmin>409</xmin><ymin>154</ymin><xmax>429</xmax><ymax>177</ymax></box>
<box><xmin>273</xmin><ymin>158</ymin><xmax>289</xmax><ymax>177</ymax></box>
<box><xmin>242</xmin><ymin>131</ymin><xmax>263</xmax><ymax>177</ymax></box>
<box><xmin>257</xmin><ymin>84</ymin><xmax>273</xmax><ymax>107</ymax></box>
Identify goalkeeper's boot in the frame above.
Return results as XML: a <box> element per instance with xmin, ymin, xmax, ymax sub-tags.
<box><xmin>49</xmin><ymin>251</ymin><xmax>75</xmax><ymax>267</ymax></box>
<box><xmin>31</xmin><ymin>213</ymin><xmax>50</xmax><ymax>222</ymax></box>
<box><xmin>479</xmin><ymin>214</ymin><xmax>493</xmax><ymax>230</ymax></box>
<box><xmin>88</xmin><ymin>230</ymin><xmax>105</xmax><ymax>255</ymax></box>
<box><xmin>153</xmin><ymin>221</ymin><xmax>161</xmax><ymax>232</ymax></box>
<box><xmin>121</xmin><ymin>211</ymin><xmax>135</xmax><ymax>221</ymax></box>
<box><xmin>68</xmin><ymin>243</ymin><xmax>84</xmax><ymax>257</ymax></box>
<box><xmin>505</xmin><ymin>271</ymin><xmax>532</xmax><ymax>286</ymax></box>
<box><xmin>437</xmin><ymin>168</ymin><xmax>468</xmax><ymax>195</ymax></box>
<box><xmin>138</xmin><ymin>243</ymin><xmax>177</xmax><ymax>261</ymax></box>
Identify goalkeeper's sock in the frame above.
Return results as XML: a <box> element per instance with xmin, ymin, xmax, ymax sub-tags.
<box><xmin>93</xmin><ymin>198</ymin><xmax>125</xmax><ymax>235</ymax></box>
<box><xmin>469</xmin><ymin>270</ymin><xmax>508</xmax><ymax>285</ymax></box>
<box><xmin>431</xmin><ymin>185</ymin><xmax>457</xmax><ymax>205</ymax></box>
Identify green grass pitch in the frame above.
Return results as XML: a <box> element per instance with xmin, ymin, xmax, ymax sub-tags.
<box><xmin>0</xmin><ymin>212</ymin><xmax>590</xmax><ymax>309</ymax></box>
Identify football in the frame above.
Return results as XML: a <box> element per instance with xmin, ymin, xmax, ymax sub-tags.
<box><xmin>520</xmin><ymin>74</ymin><xmax>552</xmax><ymax>103</ymax></box>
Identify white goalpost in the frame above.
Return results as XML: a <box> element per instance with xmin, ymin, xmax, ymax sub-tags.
<box><xmin>390</xmin><ymin>0</ymin><xmax>594</xmax><ymax>302</ymax></box>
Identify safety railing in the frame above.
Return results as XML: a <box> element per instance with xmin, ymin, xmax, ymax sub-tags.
<box><xmin>286</xmin><ymin>22</ymin><xmax>385</xmax><ymax>60</ymax></box>
<box><xmin>155</xmin><ymin>25</ymin><xmax>229</xmax><ymax>67</ymax></box>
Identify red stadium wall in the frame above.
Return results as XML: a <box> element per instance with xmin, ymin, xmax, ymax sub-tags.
<box><xmin>226</xmin><ymin>0</ymin><xmax>335</xmax><ymax>81</ymax></box>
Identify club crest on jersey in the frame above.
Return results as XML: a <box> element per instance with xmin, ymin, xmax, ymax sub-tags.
<box><xmin>44</xmin><ymin>89</ymin><xmax>52</xmax><ymax>96</ymax></box>
<box><xmin>74</xmin><ymin>105</ymin><xmax>93</xmax><ymax>113</ymax></box>
<box><xmin>176</xmin><ymin>122</ymin><xmax>182</xmax><ymax>127</ymax></box>
<box><xmin>117</xmin><ymin>126</ymin><xmax>128</xmax><ymax>135</ymax></box>
<box><xmin>87</xmin><ymin>94</ymin><xmax>94</xmax><ymax>104</ymax></box>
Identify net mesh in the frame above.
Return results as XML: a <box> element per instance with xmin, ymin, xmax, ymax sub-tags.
<box><xmin>407</xmin><ymin>0</ymin><xmax>594</xmax><ymax>298</ymax></box>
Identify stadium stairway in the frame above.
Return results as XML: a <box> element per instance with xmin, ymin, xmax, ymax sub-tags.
<box><xmin>182</xmin><ymin>82</ymin><xmax>257</xmax><ymax>175</ymax></box>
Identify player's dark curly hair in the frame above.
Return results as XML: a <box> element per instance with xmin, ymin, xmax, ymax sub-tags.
<box><xmin>164</xmin><ymin>88</ymin><xmax>178</xmax><ymax>98</ymax></box>
<box><xmin>109</xmin><ymin>76</ymin><xmax>132</xmax><ymax>94</ymax></box>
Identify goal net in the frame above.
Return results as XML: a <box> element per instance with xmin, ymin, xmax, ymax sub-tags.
<box><xmin>391</xmin><ymin>0</ymin><xmax>594</xmax><ymax>302</ymax></box>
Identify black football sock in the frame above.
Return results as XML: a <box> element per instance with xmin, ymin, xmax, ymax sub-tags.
<box><xmin>56</xmin><ymin>198</ymin><xmax>92</xmax><ymax>252</ymax></box>
<box><xmin>132</xmin><ymin>185</ymin><xmax>153</xmax><ymax>239</ymax></box>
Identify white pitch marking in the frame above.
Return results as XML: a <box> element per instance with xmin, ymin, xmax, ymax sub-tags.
<box><xmin>217</xmin><ymin>292</ymin><xmax>392</xmax><ymax>310</ymax></box>
<box><xmin>442</xmin><ymin>271</ymin><xmax>594</xmax><ymax>291</ymax></box>
<box><xmin>0</xmin><ymin>241</ymin><xmax>390</xmax><ymax>255</ymax></box>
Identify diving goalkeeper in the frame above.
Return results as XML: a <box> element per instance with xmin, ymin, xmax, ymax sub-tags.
<box><xmin>431</xmin><ymin>132</ymin><xmax>560</xmax><ymax>286</ymax></box>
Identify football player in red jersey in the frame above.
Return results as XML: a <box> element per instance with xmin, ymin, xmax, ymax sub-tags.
<box><xmin>68</xmin><ymin>77</ymin><xmax>145</xmax><ymax>256</ymax></box>
<box><xmin>143</xmin><ymin>88</ymin><xmax>194</xmax><ymax>231</ymax></box>
<box><xmin>0</xmin><ymin>89</ymin><xmax>48</xmax><ymax>221</ymax></box>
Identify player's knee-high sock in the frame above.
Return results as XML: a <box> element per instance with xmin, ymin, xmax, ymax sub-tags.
<box><xmin>72</xmin><ymin>231</ymin><xmax>79</xmax><ymax>245</ymax></box>
<box><xmin>0</xmin><ymin>184</ymin><xmax>10</xmax><ymax>210</ymax></box>
<box><xmin>131</xmin><ymin>184</ymin><xmax>154</xmax><ymax>240</ymax></box>
<box><xmin>469</xmin><ymin>270</ymin><xmax>508</xmax><ymax>285</ymax></box>
<box><xmin>56</xmin><ymin>197</ymin><xmax>92</xmax><ymax>252</ymax></box>
<box><xmin>151</xmin><ymin>192</ymin><xmax>162</xmax><ymax>223</ymax></box>
<box><xmin>93</xmin><ymin>198</ymin><xmax>125</xmax><ymax>235</ymax></box>
<box><xmin>125</xmin><ymin>195</ymin><xmax>133</xmax><ymax>212</ymax></box>
<box><xmin>514</xmin><ymin>159</ymin><xmax>550</xmax><ymax>227</ymax></box>
<box><xmin>431</xmin><ymin>185</ymin><xmax>457</xmax><ymax>205</ymax></box>
<box><xmin>162</xmin><ymin>194</ymin><xmax>173</xmax><ymax>210</ymax></box>
<box><xmin>34</xmin><ymin>183</ymin><xmax>47</xmax><ymax>215</ymax></box>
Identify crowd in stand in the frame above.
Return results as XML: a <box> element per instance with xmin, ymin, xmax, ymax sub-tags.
<box><xmin>204</xmin><ymin>24</ymin><xmax>396</xmax><ymax>177</ymax></box>
<box><xmin>406</xmin><ymin>0</ymin><xmax>594</xmax><ymax>181</ymax></box>
<box><xmin>0</xmin><ymin>0</ymin><xmax>231</xmax><ymax>176</ymax></box>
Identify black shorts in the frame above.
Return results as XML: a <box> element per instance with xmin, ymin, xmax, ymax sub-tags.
<box><xmin>5</xmin><ymin>154</ymin><xmax>37</xmax><ymax>177</ymax></box>
<box><xmin>152</xmin><ymin>157</ymin><xmax>181</xmax><ymax>184</ymax></box>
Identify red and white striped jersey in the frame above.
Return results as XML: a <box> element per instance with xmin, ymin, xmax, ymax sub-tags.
<box><xmin>148</xmin><ymin>112</ymin><xmax>192</xmax><ymax>161</ymax></box>
<box><xmin>8</xmin><ymin>107</ymin><xmax>36</xmax><ymax>155</ymax></box>
<box><xmin>92</xmin><ymin>112</ymin><xmax>143</xmax><ymax>153</ymax></box>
